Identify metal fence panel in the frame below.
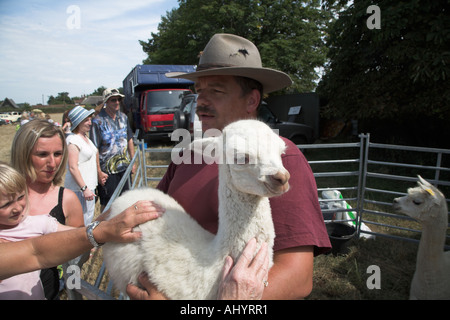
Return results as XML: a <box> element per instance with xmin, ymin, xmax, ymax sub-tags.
<box><xmin>301</xmin><ymin>134</ymin><xmax>449</xmax><ymax>247</ymax></box>
<box><xmin>359</xmin><ymin>134</ymin><xmax>450</xmax><ymax>248</ymax></box>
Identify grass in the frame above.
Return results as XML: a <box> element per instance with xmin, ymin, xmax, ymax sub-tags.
<box><xmin>310</xmin><ymin>237</ymin><xmax>417</xmax><ymax>299</ymax></box>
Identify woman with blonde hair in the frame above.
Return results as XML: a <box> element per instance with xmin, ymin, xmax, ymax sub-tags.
<box><xmin>11</xmin><ymin>119</ymin><xmax>84</xmax><ymax>299</ymax></box>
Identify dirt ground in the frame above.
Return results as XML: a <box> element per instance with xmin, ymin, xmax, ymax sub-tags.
<box><xmin>0</xmin><ymin>123</ymin><xmax>16</xmax><ymax>163</ymax></box>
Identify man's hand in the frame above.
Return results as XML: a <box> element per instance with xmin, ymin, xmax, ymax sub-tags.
<box><xmin>126</xmin><ymin>273</ymin><xmax>168</xmax><ymax>300</ymax></box>
<box><xmin>218</xmin><ymin>238</ymin><xmax>269</xmax><ymax>300</ymax></box>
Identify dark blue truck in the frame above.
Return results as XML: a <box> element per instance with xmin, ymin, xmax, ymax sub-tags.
<box><xmin>122</xmin><ymin>64</ymin><xmax>196</xmax><ymax>141</ymax></box>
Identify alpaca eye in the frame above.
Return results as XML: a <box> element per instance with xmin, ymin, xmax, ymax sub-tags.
<box><xmin>413</xmin><ymin>199</ymin><xmax>422</xmax><ymax>205</ymax></box>
<box><xmin>235</xmin><ymin>154</ymin><xmax>250</xmax><ymax>165</ymax></box>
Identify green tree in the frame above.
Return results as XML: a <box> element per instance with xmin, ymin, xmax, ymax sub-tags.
<box><xmin>318</xmin><ymin>0</ymin><xmax>449</xmax><ymax>123</ymax></box>
<box><xmin>47</xmin><ymin>92</ymin><xmax>74</xmax><ymax>105</ymax></box>
<box><xmin>91</xmin><ymin>86</ymin><xmax>107</xmax><ymax>96</ymax></box>
<box><xmin>140</xmin><ymin>0</ymin><xmax>330</xmax><ymax>93</ymax></box>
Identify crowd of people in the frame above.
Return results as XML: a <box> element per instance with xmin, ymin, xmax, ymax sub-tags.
<box><xmin>1</xmin><ymin>88</ymin><xmax>138</xmax><ymax>299</ymax></box>
<box><xmin>0</xmin><ymin>33</ymin><xmax>330</xmax><ymax>300</ymax></box>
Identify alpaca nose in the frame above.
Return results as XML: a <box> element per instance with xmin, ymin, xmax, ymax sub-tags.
<box><xmin>272</xmin><ymin>170</ymin><xmax>290</xmax><ymax>185</ymax></box>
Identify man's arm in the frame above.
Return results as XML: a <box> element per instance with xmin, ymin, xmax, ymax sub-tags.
<box><xmin>262</xmin><ymin>246</ymin><xmax>314</xmax><ymax>299</ymax></box>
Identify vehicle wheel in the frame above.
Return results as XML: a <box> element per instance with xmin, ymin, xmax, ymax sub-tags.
<box><xmin>176</xmin><ymin>112</ymin><xmax>187</xmax><ymax>130</ymax></box>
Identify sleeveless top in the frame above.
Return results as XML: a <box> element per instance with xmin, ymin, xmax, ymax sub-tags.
<box><xmin>42</xmin><ymin>187</ymin><xmax>65</xmax><ymax>300</ymax></box>
<box><xmin>49</xmin><ymin>187</ymin><xmax>65</xmax><ymax>225</ymax></box>
<box><xmin>64</xmin><ymin>134</ymin><xmax>98</xmax><ymax>191</ymax></box>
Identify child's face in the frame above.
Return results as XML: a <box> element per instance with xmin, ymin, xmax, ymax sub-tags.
<box><xmin>0</xmin><ymin>191</ymin><xmax>27</xmax><ymax>228</ymax></box>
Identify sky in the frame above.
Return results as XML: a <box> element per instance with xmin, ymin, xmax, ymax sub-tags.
<box><xmin>0</xmin><ymin>0</ymin><xmax>180</xmax><ymax>105</ymax></box>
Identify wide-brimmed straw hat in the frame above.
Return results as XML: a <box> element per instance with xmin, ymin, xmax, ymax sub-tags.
<box><xmin>166</xmin><ymin>34</ymin><xmax>292</xmax><ymax>94</ymax></box>
<box><xmin>102</xmin><ymin>88</ymin><xmax>124</xmax><ymax>103</ymax></box>
<box><xmin>68</xmin><ymin>105</ymin><xmax>94</xmax><ymax>131</ymax></box>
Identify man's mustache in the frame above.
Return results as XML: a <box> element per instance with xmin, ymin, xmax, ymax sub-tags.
<box><xmin>196</xmin><ymin>105</ymin><xmax>216</xmax><ymax>116</ymax></box>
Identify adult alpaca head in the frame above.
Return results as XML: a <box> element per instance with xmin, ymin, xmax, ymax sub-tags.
<box><xmin>393</xmin><ymin>176</ymin><xmax>447</xmax><ymax>224</ymax></box>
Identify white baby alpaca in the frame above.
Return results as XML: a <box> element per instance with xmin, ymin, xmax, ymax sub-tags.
<box><xmin>393</xmin><ymin>176</ymin><xmax>450</xmax><ymax>300</ymax></box>
<box><xmin>102</xmin><ymin>119</ymin><xmax>290</xmax><ymax>299</ymax></box>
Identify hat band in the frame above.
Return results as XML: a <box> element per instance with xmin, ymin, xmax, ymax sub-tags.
<box><xmin>196</xmin><ymin>63</ymin><xmax>235</xmax><ymax>71</ymax></box>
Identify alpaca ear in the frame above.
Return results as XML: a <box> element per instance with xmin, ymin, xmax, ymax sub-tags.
<box><xmin>418</xmin><ymin>175</ymin><xmax>432</xmax><ymax>188</ymax></box>
<box><xmin>171</xmin><ymin>136</ymin><xmax>222</xmax><ymax>165</ymax></box>
<box><xmin>418</xmin><ymin>176</ymin><xmax>437</xmax><ymax>197</ymax></box>
<box><xmin>188</xmin><ymin>136</ymin><xmax>222</xmax><ymax>164</ymax></box>
<box><xmin>419</xmin><ymin>181</ymin><xmax>436</xmax><ymax>197</ymax></box>
<box><xmin>417</xmin><ymin>177</ymin><xmax>441</xmax><ymax>207</ymax></box>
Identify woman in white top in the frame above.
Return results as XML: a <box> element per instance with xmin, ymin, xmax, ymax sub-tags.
<box><xmin>64</xmin><ymin>106</ymin><xmax>99</xmax><ymax>225</ymax></box>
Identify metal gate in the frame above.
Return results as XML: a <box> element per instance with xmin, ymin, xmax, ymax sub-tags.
<box><xmin>301</xmin><ymin>134</ymin><xmax>450</xmax><ymax>246</ymax></box>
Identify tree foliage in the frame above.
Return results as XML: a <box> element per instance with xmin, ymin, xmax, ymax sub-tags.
<box><xmin>317</xmin><ymin>0</ymin><xmax>450</xmax><ymax>122</ymax></box>
<box><xmin>47</xmin><ymin>92</ymin><xmax>74</xmax><ymax>105</ymax></box>
<box><xmin>91</xmin><ymin>86</ymin><xmax>107</xmax><ymax>96</ymax></box>
<box><xmin>140</xmin><ymin>0</ymin><xmax>331</xmax><ymax>93</ymax></box>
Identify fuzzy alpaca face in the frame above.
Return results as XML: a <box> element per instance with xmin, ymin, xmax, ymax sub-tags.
<box><xmin>393</xmin><ymin>188</ymin><xmax>434</xmax><ymax>220</ymax></box>
<box><xmin>223</xmin><ymin>120</ymin><xmax>290</xmax><ymax>197</ymax></box>
<box><xmin>393</xmin><ymin>178</ymin><xmax>443</xmax><ymax>222</ymax></box>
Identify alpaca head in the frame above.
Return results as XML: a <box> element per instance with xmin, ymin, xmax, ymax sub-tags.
<box><xmin>222</xmin><ymin>120</ymin><xmax>290</xmax><ymax>197</ymax></box>
<box><xmin>190</xmin><ymin>119</ymin><xmax>290</xmax><ymax>197</ymax></box>
<box><xmin>393</xmin><ymin>176</ymin><xmax>447</xmax><ymax>223</ymax></box>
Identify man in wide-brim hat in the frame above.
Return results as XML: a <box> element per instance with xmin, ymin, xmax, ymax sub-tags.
<box><xmin>166</xmin><ymin>33</ymin><xmax>293</xmax><ymax>132</ymax></box>
<box><xmin>129</xmin><ymin>34</ymin><xmax>331</xmax><ymax>300</ymax></box>
<box><xmin>167</xmin><ymin>33</ymin><xmax>292</xmax><ymax>95</ymax></box>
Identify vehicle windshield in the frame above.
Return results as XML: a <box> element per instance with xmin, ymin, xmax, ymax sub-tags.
<box><xmin>257</xmin><ymin>104</ymin><xmax>277</xmax><ymax>123</ymax></box>
<box><xmin>146</xmin><ymin>90</ymin><xmax>188</xmax><ymax>114</ymax></box>
<box><xmin>183</xmin><ymin>98</ymin><xmax>196</xmax><ymax>114</ymax></box>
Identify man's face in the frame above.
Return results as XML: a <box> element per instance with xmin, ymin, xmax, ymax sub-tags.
<box><xmin>105</xmin><ymin>96</ymin><xmax>121</xmax><ymax>114</ymax></box>
<box><xmin>195</xmin><ymin>75</ymin><xmax>258</xmax><ymax>132</ymax></box>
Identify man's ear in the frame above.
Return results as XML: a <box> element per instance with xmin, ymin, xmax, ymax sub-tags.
<box><xmin>246</xmin><ymin>89</ymin><xmax>261</xmax><ymax>114</ymax></box>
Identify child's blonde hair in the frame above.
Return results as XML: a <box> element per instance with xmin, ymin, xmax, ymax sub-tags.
<box><xmin>0</xmin><ymin>162</ymin><xmax>27</xmax><ymax>197</ymax></box>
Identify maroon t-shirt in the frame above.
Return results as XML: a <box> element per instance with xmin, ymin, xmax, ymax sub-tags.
<box><xmin>157</xmin><ymin>137</ymin><xmax>331</xmax><ymax>255</ymax></box>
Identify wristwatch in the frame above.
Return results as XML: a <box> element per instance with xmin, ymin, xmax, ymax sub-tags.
<box><xmin>80</xmin><ymin>185</ymin><xmax>87</xmax><ymax>191</ymax></box>
<box><xmin>86</xmin><ymin>221</ymin><xmax>104</xmax><ymax>247</ymax></box>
